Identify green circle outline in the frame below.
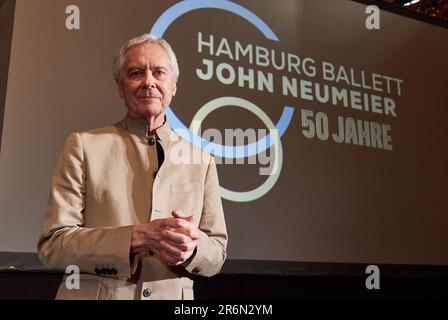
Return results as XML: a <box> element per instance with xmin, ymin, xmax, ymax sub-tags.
<box><xmin>190</xmin><ymin>97</ymin><xmax>283</xmax><ymax>202</ymax></box>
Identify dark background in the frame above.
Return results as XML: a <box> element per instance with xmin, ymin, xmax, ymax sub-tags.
<box><xmin>1</xmin><ymin>0</ymin><xmax>448</xmax><ymax>299</ymax></box>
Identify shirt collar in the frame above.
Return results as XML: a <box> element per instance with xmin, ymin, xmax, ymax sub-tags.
<box><xmin>119</xmin><ymin>112</ymin><xmax>173</xmax><ymax>142</ymax></box>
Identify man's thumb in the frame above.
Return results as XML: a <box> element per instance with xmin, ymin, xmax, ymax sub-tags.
<box><xmin>172</xmin><ymin>209</ymin><xmax>193</xmax><ymax>221</ymax></box>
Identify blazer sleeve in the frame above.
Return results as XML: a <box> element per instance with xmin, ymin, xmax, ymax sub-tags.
<box><xmin>184</xmin><ymin>156</ymin><xmax>228</xmax><ymax>277</ymax></box>
<box><xmin>37</xmin><ymin>133</ymin><xmax>135</xmax><ymax>278</ymax></box>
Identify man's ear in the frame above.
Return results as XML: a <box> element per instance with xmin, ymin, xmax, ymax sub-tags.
<box><xmin>118</xmin><ymin>82</ymin><xmax>124</xmax><ymax>98</ymax></box>
<box><xmin>172</xmin><ymin>82</ymin><xmax>177</xmax><ymax>97</ymax></box>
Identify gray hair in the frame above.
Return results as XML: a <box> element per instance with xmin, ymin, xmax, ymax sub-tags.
<box><xmin>113</xmin><ymin>34</ymin><xmax>179</xmax><ymax>83</ymax></box>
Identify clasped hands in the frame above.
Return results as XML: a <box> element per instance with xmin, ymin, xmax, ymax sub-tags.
<box><xmin>131</xmin><ymin>209</ymin><xmax>199</xmax><ymax>266</ymax></box>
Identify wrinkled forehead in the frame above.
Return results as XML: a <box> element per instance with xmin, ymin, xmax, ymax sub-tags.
<box><xmin>123</xmin><ymin>43</ymin><xmax>171</xmax><ymax>69</ymax></box>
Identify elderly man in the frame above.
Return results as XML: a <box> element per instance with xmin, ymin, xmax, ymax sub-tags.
<box><xmin>37</xmin><ymin>34</ymin><xmax>228</xmax><ymax>300</ymax></box>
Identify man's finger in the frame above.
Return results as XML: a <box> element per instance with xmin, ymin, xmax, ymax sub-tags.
<box><xmin>165</xmin><ymin>226</ymin><xmax>200</xmax><ymax>240</ymax></box>
<box><xmin>162</xmin><ymin>229</ymin><xmax>191</xmax><ymax>244</ymax></box>
<box><xmin>172</xmin><ymin>210</ymin><xmax>193</xmax><ymax>222</ymax></box>
<box><xmin>166</xmin><ymin>239</ymin><xmax>198</xmax><ymax>252</ymax></box>
<box><xmin>159</xmin><ymin>217</ymin><xmax>190</xmax><ymax>229</ymax></box>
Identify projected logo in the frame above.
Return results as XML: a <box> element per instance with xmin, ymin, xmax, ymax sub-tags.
<box><xmin>150</xmin><ymin>0</ymin><xmax>294</xmax><ymax>202</ymax></box>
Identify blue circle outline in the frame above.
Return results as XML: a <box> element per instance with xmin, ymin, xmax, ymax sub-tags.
<box><xmin>150</xmin><ymin>0</ymin><xmax>279</xmax><ymax>41</ymax></box>
<box><xmin>150</xmin><ymin>0</ymin><xmax>294</xmax><ymax>158</ymax></box>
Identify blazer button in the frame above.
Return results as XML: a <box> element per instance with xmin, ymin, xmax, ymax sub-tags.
<box><xmin>142</xmin><ymin>288</ymin><xmax>152</xmax><ymax>297</ymax></box>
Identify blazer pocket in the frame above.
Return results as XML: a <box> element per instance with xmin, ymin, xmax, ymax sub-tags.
<box><xmin>170</xmin><ymin>180</ymin><xmax>202</xmax><ymax>194</ymax></box>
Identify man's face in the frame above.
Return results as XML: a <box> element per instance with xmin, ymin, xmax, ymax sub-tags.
<box><xmin>118</xmin><ymin>43</ymin><xmax>177</xmax><ymax>119</ymax></box>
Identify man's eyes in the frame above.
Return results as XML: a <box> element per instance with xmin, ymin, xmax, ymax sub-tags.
<box><xmin>154</xmin><ymin>69</ymin><xmax>167</xmax><ymax>76</ymax></box>
<box><xmin>128</xmin><ymin>69</ymin><xmax>144</xmax><ymax>78</ymax></box>
<box><xmin>127</xmin><ymin>69</ymin><xmax>167</xmax><ymax>79</ymax></box>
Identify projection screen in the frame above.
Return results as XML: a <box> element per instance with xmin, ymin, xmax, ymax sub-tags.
<box><xmin>1</xmin><ymin>0</ymin><xmax>447</xmax><ymax>267</ymax></box>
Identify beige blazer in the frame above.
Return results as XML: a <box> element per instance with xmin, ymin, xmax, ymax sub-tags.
<box><xmin>37</xmin><ymin>114</ymin><xmax>228</xmax><ymax>300</ymax></box>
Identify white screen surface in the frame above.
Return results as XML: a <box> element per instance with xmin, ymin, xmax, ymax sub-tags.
<box><xmin>1</xmin><ymin>0</ymin><xmax>448</xmax><ymax>266</ymax></box>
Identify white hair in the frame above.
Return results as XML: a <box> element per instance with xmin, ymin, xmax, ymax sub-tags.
<box><xmin>113</xmin><ymin>34</ymin><xmax>179</xmax><ymax>83</ymax></box>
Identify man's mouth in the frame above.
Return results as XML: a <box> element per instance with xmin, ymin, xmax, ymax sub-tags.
<box><xmin>139</xmin><ymin>95</ymin><xmax>160</xmax><ymax>100</ymax></box>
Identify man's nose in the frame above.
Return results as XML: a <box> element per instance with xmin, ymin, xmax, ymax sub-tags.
<box><xmin>142</xmin><ymin>71</ymin><xmax>156</xmax><ymax>88</ymax></box>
